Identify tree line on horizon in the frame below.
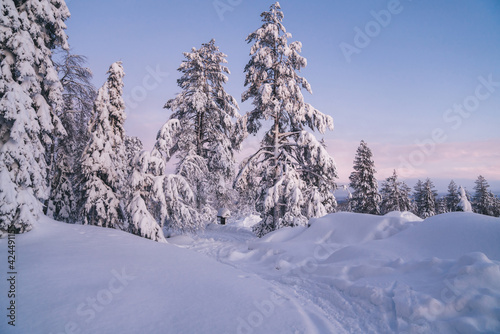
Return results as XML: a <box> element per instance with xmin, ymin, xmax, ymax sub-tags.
<box><xmin>1</xmin><ymin>2</ymin><xmax>498</xmax><ymax>242</ymax></box>
<box><xmin>342</xmin><ymin>140</ymin><xmax>500</xmax><ymax>219</ymax></box>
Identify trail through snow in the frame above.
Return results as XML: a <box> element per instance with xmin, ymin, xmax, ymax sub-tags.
<box><xmin>170</xmin><ymin>212</ymin><xmax>500</xmax><ymax>333</ymax></box>
<box><xmin>1</xmin><ymin>212</ymin><xmax>499</xmax><ymax>333</ymax></box>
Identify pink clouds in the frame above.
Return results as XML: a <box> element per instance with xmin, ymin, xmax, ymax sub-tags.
<box><xmin>324</xmin><ymin>138</ymin><xmax>500</xmax><ymax>184</ymax></box>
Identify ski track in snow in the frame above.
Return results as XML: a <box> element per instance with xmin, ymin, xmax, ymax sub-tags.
<box><xmin>1</xmin><ymin>212</ymin><xmax>499</xmax><ymax>333</ymax></box>
<box><xmin>172</xmin><ymin>222</ymin><xmax>389</xmax><ymax>333</ymax></box>
<box><xmin>170</xmin><ymin>212</ymin><xmax>500</xmax><ymax>333</ymax></box>
<box><xmin>171</xmin><ymin>223</ymin><xmax>348</xmax><ymax>332</ymax></box>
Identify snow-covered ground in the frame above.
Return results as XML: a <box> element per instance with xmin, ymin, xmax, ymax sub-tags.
<box><xmin>1</xmin><ymin>212</ymin><xmax>499</xmax><ymax>333</ymax></box>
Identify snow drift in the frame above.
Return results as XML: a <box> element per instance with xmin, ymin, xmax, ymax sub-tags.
<box><xmin>1</xmin><ymin>212</ymin><xmax>499</xmax><ymax>333</ymax></box>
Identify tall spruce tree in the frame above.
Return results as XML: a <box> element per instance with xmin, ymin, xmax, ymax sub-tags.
<box><xmin>493</xmin><ymin>195</ymin><xmax>500</xmax><ymax>217</ymax></box>
<box><xmin>235</xmin><ymin>2</ymin><xmax>338</xmax><ymax>237</ymax></box>
<box><xmin>154</xmin><ymin>121</ymin><xmax>205</xmax><ymax>233</ymax></box>
<box><xmin>127</xmin><ymin>149</ymin><xmax>167</xmax><ymax>242</ymax></box>
<box><xmin>162</xmin><ymin>39</ymin><xmax>240</xmax><ymax>219</ymax></box>
<box><xmin>413</xmin><ymin>178</ymin><xmax>438</xmax><ymax>218</ymax></box>
<box><xmin>472</xmin><ymin>175</ymin><xmax>496</xmax><ymax>216</ymax></box>
<box><xmin>412</xmin><ymin>180</ymin><xmax>423</xmax><ymax>216</ymax></box>
<box><xmin>0</xmin><ymin>0</ymin><xmax>70</xmax><ymax>234</ymax></box>
<box><xmin>79</xmin><ymin>62</ymin><xmax>128</xmax><ymax>228</ymax></box>
<box><xmin>348</xmin><ymin>140</ymin><xmax>381</xmax><ymax>214</ymax></box>
<box><xmin>380</xmin><ymin>170</ymin><xmax>412</xmax><ymax>214</ymax></box>
<box><xmin>445</xmin><ymin>180</ymin><xmax>460</xmax><ymax>213</ymax></box>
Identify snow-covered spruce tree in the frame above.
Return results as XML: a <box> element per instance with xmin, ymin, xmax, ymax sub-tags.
<box><xmin>413</xmin><ymin>178</ymin><xmax>438</xmax><ymax>218</ymax></box>
<box><xmin>412</xmin><ymin>179</ymin><xmax>423</xmax><ymax>216</ymax></box>
<box><xmin>162</xmin><ymin>39</ymin><xmax>241</xmax><ymax>219</ymax></box>
<box><xmin>445</xmin><ymin>180</ymin><xmax>460</xmax><ymax>213</ymax></box>
<box><xmin>79</xmin><ymin>62</ymin><xmax>128</xmax><ymax>228</ymax></box>
<box><xmin>0</xmin><ymin>0</ymin><xmax>70</xmax><ymax>234</ymax></box>
<box><xmin>348</xmin><ymin>140</ymin><xmax>381</xmax><ymax>215</ymax></box>
<box><xmin>47</xmin><ymin>51</ymin><xmax>97</xmax><ymax>222</ymax></box>
<box><xmin>380</xmin><ymin>170</ymin><xmax>412</xmax><ymax>214</ymax></box>
<box><xmin>235</xmin><ymin>2</ymin><xmax>338</xmax><ymax>237</ymax></box>
<box><xmin>155</xmin><ymin>120</ymin><xmax>205</xmax><ymax>233</ymax></box>
<box><xmin>126</xmin><ymin>149</ymin><xmax>166</xmax><ymax>242</ymax></box>
<box><xmin>436</xmin><ymin>197</ymin><xmax>447</xmax><ymax>214</ymax></box>
<box><xmin>493</xmin><ymin>194</ymin><xmax>500</xmax><ymax>217</ymax></box>
<box><xmin>47</xmin><ymin>152</ymin><xmax>77</xmax><ymax>223</ymax></box>
<box><xmin>456</xmin><ymin>185</ymin><xmax>473</xmax><ymax>212</ymax></box>
<box><xmin>472</xmin><ymin>175</ymin><xmax>496</xmax><ymax>216</ymax></box>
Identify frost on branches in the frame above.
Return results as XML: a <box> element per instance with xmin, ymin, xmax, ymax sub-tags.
<box><xmin>349</xmin><ymin>140</ymin><xmax>381</xmax><ymax>215</ymax></box>
<box><xmin>79</xmin><ymin>62</ymin><xmax>128</xmax><ymax>229</ymax></box>
<box><xmin>154</xmin><ymin>121</ymin><xmax>205</xmax><ymax>234</ymax></box>
<box><xmin>0</xmin><ymin>0</ymin><xmax>70</xmax><ymax>235</ymax></box>
<box><xmin>161</xmin><ymin>39</ymin><xmax>241</xmax><ymax>219</ymax></box>
<box><xmin>126</xmin><ymin>150</ymin><xmax>167</xmax><ymax>242</ymax></box>
<box><xmin>48</xmin><ymin>52</ymin><xmax>97</xmax><ymax>223</ymax></box>
<box><xmin>380</xmin><ymin>170</ymin><xmax>412</xmax><ymax>214</ymax></box>
<box><xmin>235</xmin><ymin>2</ymin><xmax>337</xmax><ymax>237</ymax></box>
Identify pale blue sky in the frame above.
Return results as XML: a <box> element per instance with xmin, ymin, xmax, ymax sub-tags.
<box><xmin>64</xmin><ymin>0</ymin><xmax>500</xmax><ymax>191</ymax></box>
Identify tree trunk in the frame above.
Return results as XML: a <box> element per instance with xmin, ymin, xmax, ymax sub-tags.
<box><xmin>272</xmin><ymin>112</ymin><xmax>280</xmax><ymax>230</ymax></box>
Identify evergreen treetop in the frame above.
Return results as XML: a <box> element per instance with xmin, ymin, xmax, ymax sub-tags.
<box><xmin>349</xmin><ymin>140</ymin><xmax>381</xmax><ymax>215</ymax></box>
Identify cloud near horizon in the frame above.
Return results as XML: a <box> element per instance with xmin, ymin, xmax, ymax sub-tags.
<box><xmin>325</xmin><ymin>138</ymin><xmax>500</xmax><ymax>185</ymax></box>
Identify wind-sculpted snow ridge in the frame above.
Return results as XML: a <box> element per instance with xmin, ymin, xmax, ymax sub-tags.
<box><xmin>179</xmin><ymin>211</ymin><xmax>500</xmax><ymax>333</ymax></box>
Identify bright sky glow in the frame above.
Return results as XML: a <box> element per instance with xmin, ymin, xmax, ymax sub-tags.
<box><xmin>64</xmin><ymin>0</ymin><xmax>500</xmax><ymax>191</ymax></box>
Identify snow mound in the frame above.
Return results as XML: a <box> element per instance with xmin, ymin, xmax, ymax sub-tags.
<box><xmin>2</xmin><ymin>212</ymin><xmax>499</xmax><ymax>333</ymax></box>
<box><xmin>230</xmin><ymin>214</ymin><xmax>262</xmax><ymax>229</ymax></box>
<box><xmin>247</xmin><ymin>211</ymin><xmax>421</xmax><ymax>260</ymax></box>
<box><xmin>0</xmin><ymin>216</ymin><xmax>339</xmax><ymax>334</ymax></box>
<box><xmin>188</xmin><ymin>212</ymin><xmax>500</xmax><ymax>333</ymax></box>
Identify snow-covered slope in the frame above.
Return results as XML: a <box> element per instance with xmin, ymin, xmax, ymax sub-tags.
<box><xmin>0</xmin><ymin>217</ymin><xmax>338</xmax><ymax>334</ymax></box>
<box><xmin>1</xmin><ymin>212</ymin><xmax>499</xmax><ymax>333</ymax></box>
<box><xmin>174</xmin><ymin>212</ymin><xmax>500</xmax><ymax>333</ymax></box>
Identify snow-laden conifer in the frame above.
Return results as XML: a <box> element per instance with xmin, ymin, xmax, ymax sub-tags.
<box><xmin>0</xmin><ymin>0</ymin><xmax>70</xmax><ymax>234</ymax></box>
<box><xmin>47</xmin><ymin>152</ymin><xmax>77</xmax><ymax>222</ymax></box>
<box><xmin>456</xmin><ymin>186</ymin><xmax>473</xmax><ymax>212</ymax></box>
<box><xmin>162</xmin><ymin>39</ymin><xmax>241</xmax><ymax>218</ymax></box>
<box><xmin>125</xmin><ymin>136</ymin><xmax>144</xmax><ymax>162</ymax></box>
<box><xmin>154</xmin><ymin>121</ymin><xmax>204</xmax><ymax>233</ymax></box>
<box><xmin>235</xmin><ymin>2</ymin><xmax>337</xmax><ymax>236</ymax></box>
<box><xmin>127</xmin><ymin>150</ymin><xmax>166</xmax><ymax>242</ymax></box>
<box><xmin>413</xmin><ymin>178</ymin><xmax>438</xmax><ymax>218</ymax></box>
<box><xmin>493</xmin><ymin>195</ymin><xmax>500</xmax><ymax>217</ymax></box>
<box><xmin>380</xmin><ymin>170</ymin><xmax>412</xmax><ymax>214</ymax></box>
<box><xmin>79</xmin><ymin>62</ymin><xmax>128</xmax><ymax>228</ymax></box>
<box><xmin>445</xmin><ymin>180</ymin><xmax>460</xmax><ymax>213</ymax></box>
<box><xmin>436</xmin><ymin>198</ymin><xmax>448</xmax><ymax>214</ymax></box>
<box><xmin>472</xmin><ymin>175</ymin><xmax>496</xmax><ymax>216</ymax></box>
<box><xmin>348</xmin><ymin>140</ymin><xmax>381</xmax><ymax>215</ymax></box>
